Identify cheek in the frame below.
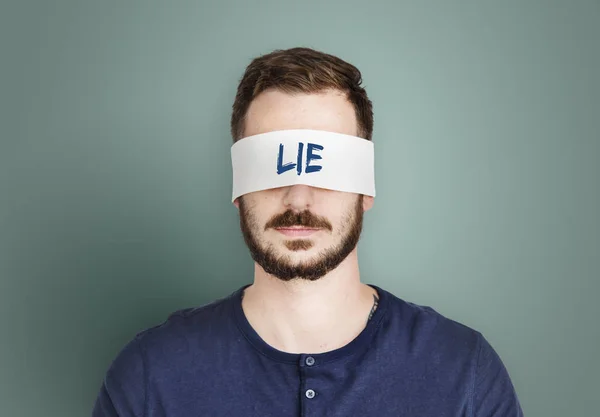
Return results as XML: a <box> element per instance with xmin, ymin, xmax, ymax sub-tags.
<box><xmin>337</xmin><ymin>202</ymin><xmax>361</xmax><ymax>230</ymax></box>
<box><xmin>323</xmin><ymin>212</ymin><xmax>348</xmax><ymax>237</ymax></box>
<box><xmin>248</xmin><ymin>211</ymin><xmax>267</xmax><ymax>232</ymax></box>
<box><xmin>251</xmin><ymin>210</ymin><xmax>279</xmax><ymax>235</ymax></box>
<box><xmin>241</xmin><ymin>201</ymin><xmax>261</xmax><ymax>231</ymax></box>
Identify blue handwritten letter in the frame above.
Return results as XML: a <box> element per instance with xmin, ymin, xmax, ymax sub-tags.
<box><xmin>296</xmin><ymin>142</ymin><xmax>304</xmax><ymax>175</ymax></box>
<box><xmin>276</xmin><ymin>143</ymin><xmax>295</xmax><ymax>175</ymax></box>
<box><xmin>305</xmin><ymin>143</ymin><xmax>323</xmax><ymax>173</ymax></box>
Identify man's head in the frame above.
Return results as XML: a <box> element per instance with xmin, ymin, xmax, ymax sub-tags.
<box><xmin>230</xmin><ymin>47</ymin><xmax>374</xmax><ymax>281</ymax></box>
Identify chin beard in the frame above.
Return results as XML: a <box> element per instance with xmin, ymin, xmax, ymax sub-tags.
<box><xmin>238</xmin><ymin>196</ymin><xmax>364</xmax><ymax>281</ymax></box>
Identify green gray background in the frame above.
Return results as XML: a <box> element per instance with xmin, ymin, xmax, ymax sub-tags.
<box><xmin>1</xmin><ymin>1</ymin><xmax>598</xmax><ymax>416</ymax></box>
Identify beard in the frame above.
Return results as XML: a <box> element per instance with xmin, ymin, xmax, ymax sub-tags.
<box><xmin>238</xmin><ymin>195</ymin><xmax>364</xmax><ymax>281</ymax></box>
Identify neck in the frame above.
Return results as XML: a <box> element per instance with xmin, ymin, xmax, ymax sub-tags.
<box><xmin>241</xmin><ymin>249</ymin><xmax>379</xmax><ymax>354</ymax></box>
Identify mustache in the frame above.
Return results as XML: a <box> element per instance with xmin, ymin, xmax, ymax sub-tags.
<box><xmin>265</xmin><ymin>210</ymin><xmax>333</xmax><ymax>231</ymax></box>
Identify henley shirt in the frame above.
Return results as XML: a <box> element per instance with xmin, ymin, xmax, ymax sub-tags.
<box><xmin>93</xmin><ymin>283</ymin><xmax>523</xmax><ymax>416</ymax></box>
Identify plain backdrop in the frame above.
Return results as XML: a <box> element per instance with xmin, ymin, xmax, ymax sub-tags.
<box><xmin>1</xmin><ymin>1</ymin><xmax>598</xmax><ymax>416</ymax></box>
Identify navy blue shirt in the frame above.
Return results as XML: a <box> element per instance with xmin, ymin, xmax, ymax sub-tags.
<box><xmin>93</xmin><ymin>284</ymin><xmax>523</xmax><ymax>416</ymax></box>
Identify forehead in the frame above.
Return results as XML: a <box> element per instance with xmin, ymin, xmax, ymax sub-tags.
<box><xmin>243</xmin><ymin>89</ymin><xmax>358</xmax><ymax>138</ymax></box>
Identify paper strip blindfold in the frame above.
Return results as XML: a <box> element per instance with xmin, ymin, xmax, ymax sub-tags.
<box><xmin>231</xmin><ymin>129</ymin><xmax>375</xmax><ymax>202</ymax></box>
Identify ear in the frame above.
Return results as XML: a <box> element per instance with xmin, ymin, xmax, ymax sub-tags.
<box><xmin>362</xmin><ymin>195</ymin><xmax>374</xmax><ymax>212</ymax></box>
<box><xmin>233</xmin><ymin>198</ymin><xmax>240</xmax><ymax>209</ymax></box>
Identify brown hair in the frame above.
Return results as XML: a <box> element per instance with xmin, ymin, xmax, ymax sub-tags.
<box><xmin>230</xmin><ymin>47</ymin><xmax>373</xmax><ymax>142</ymax></box>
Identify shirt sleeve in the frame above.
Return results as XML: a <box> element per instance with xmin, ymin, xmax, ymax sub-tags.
<box><xmin>472</xmin><ymin>333</ymin><xmax>524</xmax><ymax>416</ymax></box>
<box><xmin>92</xmin><ymin>335</ymin><xmax>146</xmax><ymax>417</ymax></box>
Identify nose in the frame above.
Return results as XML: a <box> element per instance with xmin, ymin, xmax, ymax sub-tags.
<box><xmin>282</xmin><ymin>184</ymin><xmax>314</xmax><ymax>212</ymax></box>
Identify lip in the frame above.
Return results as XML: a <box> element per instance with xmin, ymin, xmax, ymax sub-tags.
<box><xmin>275</xmin><ymin>227</ymin><xmax>321</xmax><ymax>237</ymax></box>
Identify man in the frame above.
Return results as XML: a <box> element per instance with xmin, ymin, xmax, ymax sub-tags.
<box><xmin>93</xmin><ymin>47</ymin><xmax>523</xmax><ymax>416</ymax></box>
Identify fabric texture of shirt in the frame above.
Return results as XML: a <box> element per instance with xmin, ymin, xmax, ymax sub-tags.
<box><xmin>92</xmin><ymin>284</ymin><xmax>523</xmax><ymax>416</ymax></box>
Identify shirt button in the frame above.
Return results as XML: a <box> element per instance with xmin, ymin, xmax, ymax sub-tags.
<box><xmin>305</xmin><ymin>356</ymin><xmax>315</xmax><ymax>366</ymax></box>
<box><xmin>305</xmin><ymin>389</ymin><xmax>316</xmax><ymax>399</ymax></box>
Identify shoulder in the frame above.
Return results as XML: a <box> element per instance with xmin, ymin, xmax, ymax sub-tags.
<box><xmin>376</xmin><ymin>287</ymin><xmax>523</xmax><ymax>415</ymax></box>
<box><xmin>380</xmin><ymin>286</ymin><xmax>483</xmax><ymax>349</ymax></box>
<box><xmin>375</xmin><ymin>285</ymin><xmax>487</xmax><ymax>371</ymax></box>
<box><xmin>102</xmin><ymin>288</ymin><xmax>240</xmax><ymax>384</ymax></box>
<box><xmin>134</xmin><ymin>289</ymin><xmax>238</xmax><ymax>354</ymax></box>
<box><xmin>93</xmin><ymin>289</ymin><xmax>242</xmax><ymax>416</ymax></box>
